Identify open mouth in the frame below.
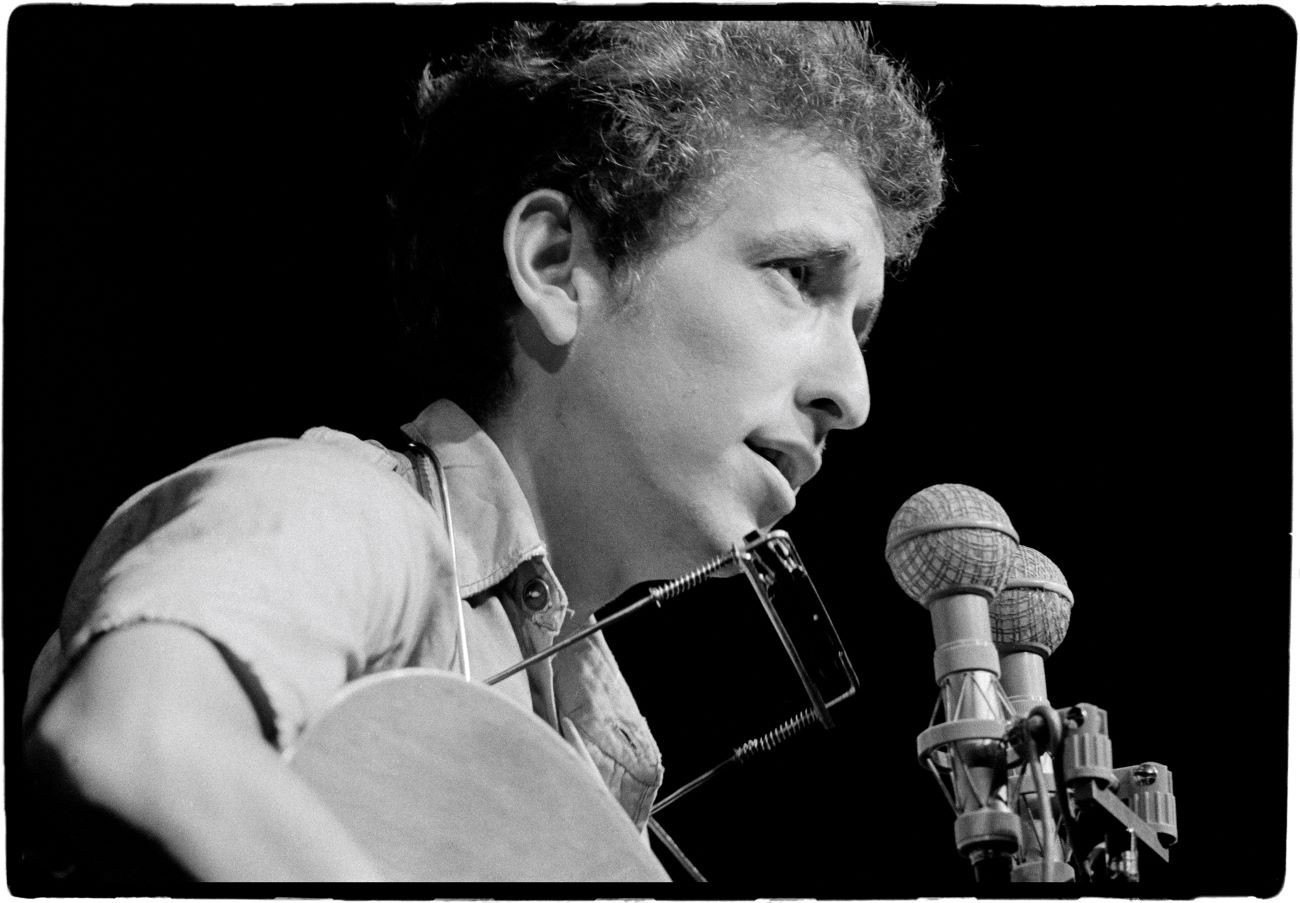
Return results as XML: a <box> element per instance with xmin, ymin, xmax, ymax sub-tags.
<box><xmin>745</xmin><ymin>441</ymin><xmax>794</xmax><ymax>490</ymax></box>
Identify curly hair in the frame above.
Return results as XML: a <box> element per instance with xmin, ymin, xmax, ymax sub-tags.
<box><xmin>390</xmin><ymin>20</ymin><xmax>945</xmax><ymax>419</ymax></box>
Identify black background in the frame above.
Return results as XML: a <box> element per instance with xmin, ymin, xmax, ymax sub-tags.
<box><xmin>5</xmin><ymin>4</ymin><xmax>1293</xmax><ymax>897</ymax></box>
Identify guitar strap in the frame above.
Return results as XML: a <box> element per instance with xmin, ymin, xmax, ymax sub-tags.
<box><xmin>400</xmin><ymin>439</ymin><xmax>473</xmax><ymax>682</ymax></box>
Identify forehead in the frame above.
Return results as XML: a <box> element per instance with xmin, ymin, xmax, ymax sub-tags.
<box><xmin>665</xmin><ymin>141</ymin><xmax>889</xmax><ymax>291</ymax></box>
<box><xmin>696</xmin><ymin>141</ymin><xmax>886</xmax><ymax>274</ymax></box>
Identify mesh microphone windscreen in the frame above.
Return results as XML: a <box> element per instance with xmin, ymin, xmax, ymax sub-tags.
<box><xmin>884</xmin><ymin>483</ymin><xmax>1019</xmax><ymax>604</ymax></box>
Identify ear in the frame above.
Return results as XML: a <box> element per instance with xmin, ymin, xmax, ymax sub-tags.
<box><xmin>503</xmin><ymin>189</ymin><xmax>605</xmax><ymax>347</ymax></box>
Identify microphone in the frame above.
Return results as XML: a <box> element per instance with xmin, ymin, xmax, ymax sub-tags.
<box><xmin>989</xmin><ymin>545</ymin><xmax>1075</xmax><ymax>882</ymax></box>
<box><xmin>885</xmin><ymin>484</ymin><xmax>1022</xmax><ymax>883</ymax></box>
<box><xmin>990</xmin><ymin>545</ymin><xmax>1072</xmax><ymax>714</ymax></box>
<box><xmin>991</xmin><ymin>547</ymin><xmax>1178</xmax><ymax>882</ymax></box>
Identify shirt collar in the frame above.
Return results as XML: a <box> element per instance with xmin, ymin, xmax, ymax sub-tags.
<box><xmin>401</xmin><ymin>400</ymin><xmax>554</xmax><ymax>600</ymax></box>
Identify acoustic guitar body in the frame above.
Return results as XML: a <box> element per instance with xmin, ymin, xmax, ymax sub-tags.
<box><xmin>286</xmin><ymin>669</ymin><xmax>670</xmax><ymax>882</ymax></box>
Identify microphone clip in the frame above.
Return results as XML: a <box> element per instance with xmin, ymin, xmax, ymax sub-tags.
<box><xmin>916</xmin><ymin>667</ymin><xmax>1023</xmax><ymax>878</ymax></box>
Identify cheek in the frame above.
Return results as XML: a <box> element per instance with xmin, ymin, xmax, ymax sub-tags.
<box><xmin>658</xmin><ymin>270</ymin><xmax>771</xmax><ymax>377</ymax></box>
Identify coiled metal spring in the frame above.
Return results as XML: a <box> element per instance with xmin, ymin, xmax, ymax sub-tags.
<box><xmin>733</xmin><ymin>707</ymin><xmax>819</xmax><ymax>763</ymax></box>
<box><xmin>648</xmin><ymin>548</ymin><xmax>739</xmax><ymax>606</ymax></box>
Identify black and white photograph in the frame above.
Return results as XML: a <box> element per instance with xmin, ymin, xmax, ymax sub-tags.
<box><xmin>4</xmin><ymin>5</ymin><xmax>1293</xmax><ymax>897</ymax></box>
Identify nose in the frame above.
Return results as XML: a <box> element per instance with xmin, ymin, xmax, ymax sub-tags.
<box><xmin>797</xmin><ymin>322</ymin><xmax>871</xmax><ymax>433</ymax></box>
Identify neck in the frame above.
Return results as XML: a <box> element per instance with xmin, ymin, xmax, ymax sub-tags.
<box><xmin>483</xmin><ymin>400</ymin><xmax>639</xmax><ymax>621</ymax></box>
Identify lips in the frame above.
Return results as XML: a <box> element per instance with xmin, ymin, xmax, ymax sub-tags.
<box><xmin>747</xmin><ymin>442</ymin><xmax>793</xmax><ymax>487</ymax></box>
<box><xmin>744</xmin><ymin>438</ymin><xmax>819</xmax><ymax>492</ymax></box>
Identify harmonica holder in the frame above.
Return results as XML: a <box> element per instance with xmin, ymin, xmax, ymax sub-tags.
<box><xmin>484</xmin><ymin>529</ymin><xmax>861</xmax><ymax>883</ymax></box>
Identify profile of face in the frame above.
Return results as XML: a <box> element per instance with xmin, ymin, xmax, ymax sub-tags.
<box><xmin>508</xmin><ymin>138</ymin><xmax>886</xmax><ymax>591</ymax></box>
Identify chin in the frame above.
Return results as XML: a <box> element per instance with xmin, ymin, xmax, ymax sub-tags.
<box><xmin>638</xmin><ymin>494</ymin><xmax>777</xmax><ymax>581</ymax></box>
<box><xmin>694</xmin><ymin>505</ymin><xmax>767</xmax><ymax>560</ymax></box>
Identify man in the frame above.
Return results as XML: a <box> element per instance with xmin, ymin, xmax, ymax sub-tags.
<box><xmin>23</xmin><ymin>20</ymin><xmax>942</xmax><ymax>882</ymax></box>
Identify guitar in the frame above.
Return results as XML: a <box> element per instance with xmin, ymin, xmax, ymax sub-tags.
<box><xmin>15</xmin><ymin>668</ymin><xmax>667</xmax><ymax>889</ymax></box>
<box><xmin>285</xmin><ymin>668</ymin><xmax>671</xmax><ymax>882</ymax></box>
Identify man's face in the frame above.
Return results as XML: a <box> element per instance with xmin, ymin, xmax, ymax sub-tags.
<box><xmin>550</xmin><ymin>140</ymin><xmax>885</xmax><ymax>580</ymax></box>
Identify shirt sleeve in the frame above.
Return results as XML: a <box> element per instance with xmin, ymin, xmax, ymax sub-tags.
<box><xmin>32</xmin><ymin>437</ymin><xmax>451</xmax><ymax>748</ymax></box>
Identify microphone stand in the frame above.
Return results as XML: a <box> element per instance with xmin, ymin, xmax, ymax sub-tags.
<box><xmin>1051</xmin><ymin>703</ymin><xmax>1177</xmax><ymax>883</ymax></box>
<box><xmin>1002</xmin><ymin>701</ymin><xmax>1177</xmax><ymax>884</ymax></box>
<box><xmin>1005</xmin><ymin>706</ymin><xmax>1073</xmax><ymax>882</ymax></box>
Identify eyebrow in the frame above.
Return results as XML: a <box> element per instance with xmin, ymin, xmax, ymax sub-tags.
<box><xmin>741</xmin><ymin>227</ymin><xmax>860</xmax><ymax>267</ymax></box>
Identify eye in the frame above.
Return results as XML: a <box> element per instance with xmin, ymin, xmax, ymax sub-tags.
<box><xmin>781</xmin><ymin>263</ymin><xmax>813</xmax><ymax>291</ymax></box>
<box><xmin>765</xmin><ymin>260</ymin><xmax>816</xmax><ymax>294</ymax></box>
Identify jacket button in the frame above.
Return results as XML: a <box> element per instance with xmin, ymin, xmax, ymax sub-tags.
<box><xmin>521</xmin><ymin>577</ymin><xmax>551</xmax><ymax>612</ymax></box>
